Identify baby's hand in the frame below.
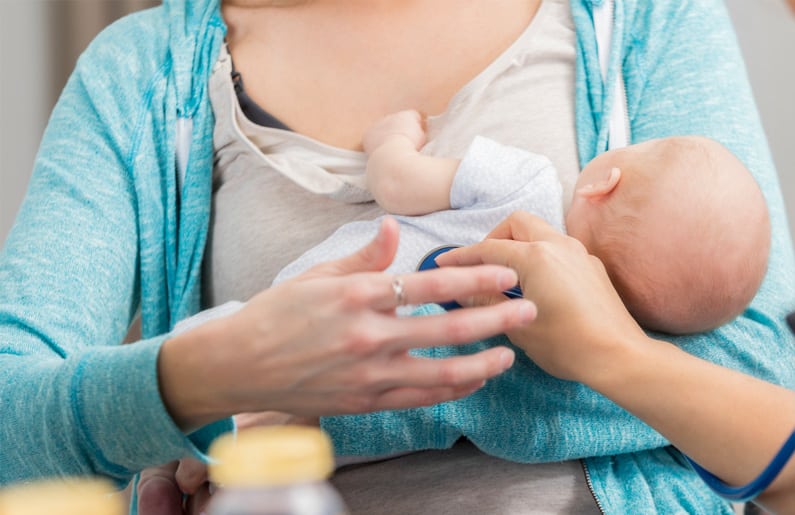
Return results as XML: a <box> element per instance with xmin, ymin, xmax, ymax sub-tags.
<box><xmin>363</xmin><ymin>110</ymin><xmax>427</xmax><ymax>155</ymax></box>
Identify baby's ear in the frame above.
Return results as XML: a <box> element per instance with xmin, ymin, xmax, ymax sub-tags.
<box><xmin>575</xmin><ymin>167</ymin><xmax>621</xmax><ymax>200</ymax></box>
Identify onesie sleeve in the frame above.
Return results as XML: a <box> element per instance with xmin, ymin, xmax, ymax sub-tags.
<box><xmin>450</xmin><ymin>136</ymin><xmax>558</xmax><ymax>211</ymax></box>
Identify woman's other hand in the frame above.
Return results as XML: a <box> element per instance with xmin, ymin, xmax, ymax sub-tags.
<box><xmin>159</xmin><ymin>217</ymin><xmax>535</xmax><ymax>431</ymax></box>
<box><xmin>136</xmin><ymin>413</ymin><xmax>318</xmax><ymax>515</ymax></box>
<box><xmin>136</xmin><ymin>459</ymin><xmax>208</xmax><ymax>515</ymax></box>
<box><xmin>435</xmin><ymin>211</ymin><xmax>646</xmax><ymax>385</ymax></box>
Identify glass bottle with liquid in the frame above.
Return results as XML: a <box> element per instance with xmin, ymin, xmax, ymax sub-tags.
<box><xmin>206</xmin><ymin>425</ymin><xmax>349</xmax><ymax>515</ymax></box>
<box><xmin>0</xmin><ymin>477</ymin><xmax>124</xmax><ymax>515</ymax></box>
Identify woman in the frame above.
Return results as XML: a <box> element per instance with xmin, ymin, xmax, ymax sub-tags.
<box><xmin>1</xmin><ymin>0</ymin><xmax>792</xmax><ymax>514</ymax></box>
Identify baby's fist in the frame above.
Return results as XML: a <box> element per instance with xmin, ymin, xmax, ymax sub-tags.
<box><xmin>363</xmin><ymin>110</ymin><xmax>427</xmax><ymax>155</ymax></box>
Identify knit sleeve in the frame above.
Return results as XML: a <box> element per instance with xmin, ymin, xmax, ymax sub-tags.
<box><xmin>0</xmin><ymin>11</ymin><xmax>231</xmax><ymax>487</ymax></box>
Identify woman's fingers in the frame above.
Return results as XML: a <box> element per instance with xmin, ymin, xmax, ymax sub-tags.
<box><xmin>368</xmin><ymin>346</ymin><xmax>515</xmax><ymax>391</ymax></box>
<box><xmin>436</xmin><ymin>213</ymin><xmax>587</xmax><ymax>275</ymax></box>
<box><xmin>175</xmin><ymin>457</ymin><xmax>207</xmax><ymax>496</ymax></box>
<box><xmin>435</xmin><ymin>211</ymin><xmax>576</xmax><ymax>268</ymax></box>
<box><xmin>136</xmin><ymin>462</ymin><xmax>183</xmax><ymax>515</ymax></box>
<box><xmin>234</xmin><ymin>411</ymin><xmax>319</xmax><ymax>428</ymax></box>
<box><xmin>364</xmin><ymin>264</ymin><xmax>521</xmax><ymax>312</ymax></box>
<box><xmin>327</xmin><ymin>346</ymin><xmax>515</xmax><ymax>412</ymax></box>
<box><xmin>380</xmin><ymin>299</ymin><xmax>535</xmax><ymax>351</ymax></box>
<box><xmin>183</xmin><ymin>483</ymin><xmax>213</xmax><ymax>515</ymax></box>
<box><xmin>434</xmin><ymin>238</ymin><xmax>524</xmax><ymax>269</ymax></box>
<box><xmin>298</xmin><ymin>259</ymin><xmax>522</xmax><ymax>313</ymax></box>
<box><xmin>484</xmin><ymin>211</ymin><xmax>565</xmax><ymax>243</ymax></box>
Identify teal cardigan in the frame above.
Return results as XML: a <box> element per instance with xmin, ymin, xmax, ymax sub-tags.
<box><xmin>0</xmin><ymin>0</ymin><xmax>792</xmax><ymax>512</ymax></box>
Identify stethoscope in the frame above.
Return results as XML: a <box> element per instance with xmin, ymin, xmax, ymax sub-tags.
<box><xmin>417</xmin><ymin>245</ymin><xmax>523</xmax><ymax>310</ymax></box>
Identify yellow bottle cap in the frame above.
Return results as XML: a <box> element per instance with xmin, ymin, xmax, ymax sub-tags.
<box><xmin>209</xmin><ymin>426</ymin><xmax>335</xmax><ymax>487</ymax></box>
<box><xmin>0</xmin><ymin>478</ymin><xmax>124</xmax><ymax>515</ymax></box>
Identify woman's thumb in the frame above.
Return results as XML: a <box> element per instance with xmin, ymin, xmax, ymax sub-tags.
<box><xmin>309</xmin><ymin>217</ymin><xmax>399</xmax><ymax>277</ymax></box>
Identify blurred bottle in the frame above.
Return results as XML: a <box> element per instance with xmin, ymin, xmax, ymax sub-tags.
<box><xmin>206</xmin><ymin>426</ymin><xmax>349</xmax><ymax>515</ymax></box>
<box><xmin>0</xmin><ymin>477</ymin><xmax>124</xmax><ymax>515</ymax></box>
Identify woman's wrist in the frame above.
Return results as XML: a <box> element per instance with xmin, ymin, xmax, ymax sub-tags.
<box><xmin>577</xmin><ymin>330</ymin><xmax>664</xmax><ymax>400</ymax></box>
<box><xmin>158</xmin><ymin>317</ymin><xmax>235</xmax><ymax>432</ymax></box>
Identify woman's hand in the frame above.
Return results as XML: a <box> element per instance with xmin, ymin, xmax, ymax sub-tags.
<box><xmin>159</xmin><ymin>217</ymin><xmax>535</xmax><ymax>431</ymax></box>
<box><xmin>137</xmin><ymin>459</ymin><xmax>207</xmax><ymax>515</ymax></box>
<box><xmin>435</xmin><ymin>211</ymin><xmax>647</xmax><ymax>385</ymax></box>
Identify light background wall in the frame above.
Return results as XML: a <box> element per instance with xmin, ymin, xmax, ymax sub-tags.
<box><xmin>0</xmin><ymin>1</ymin><xmax>53</xmax><ymax>243</ymax></box>
<box><xmin>0</xmin><ymin>0</ymin><xmax>157</xmax><ymax>242</ymax></box>
<box><xmin>1</xmin><ymin>0</ymin><xmax>794</xmax><ymax>245</ymax></box>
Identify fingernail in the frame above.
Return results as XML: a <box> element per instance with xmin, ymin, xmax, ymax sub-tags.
<box><xmin>497</xmin><ymin>270</ymin><xmax>519</xmax><ymax>289</ymax></box>
<box><xmin>500</xmin><ymin>349</ymin><xmax>515</xmax><ymax>369</ymax></box>
<box><xmin>517</xmin><ymin>300</ymin><xmax>536</xmax><ymax>322</ymax></box>
<box><xmin>434</xmin><ymin>250</ymin><xmax>454</xmax><ymax>265</ymax></box>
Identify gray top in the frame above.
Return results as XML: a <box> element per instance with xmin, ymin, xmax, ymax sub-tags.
<box><xmin>332</xmin><ymin>440</ymin><xmax>600</xmax><ymax>515</ymax></box>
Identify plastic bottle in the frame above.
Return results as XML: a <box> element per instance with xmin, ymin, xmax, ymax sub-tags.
<box><xmin>206</xmin><ymin>425</ymin><xmax>349</xmax><ymax>515</ymax></box>
<box><xmin>0</xmin><ymin>477</ymin><xmax>124</xmax><ymax>515</ymax></box>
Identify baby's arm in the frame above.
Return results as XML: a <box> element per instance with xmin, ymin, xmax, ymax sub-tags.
<box><xmin>363</xmin><ymin>110</ymin><xmax>459</xmax><ymax>216</ymax></box>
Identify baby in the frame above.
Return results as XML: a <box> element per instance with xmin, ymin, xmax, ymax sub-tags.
<box><xmin>272</xmin><ymin>110</ymin><xmax>774</xmax><ymax>465</ymax></box>
<box><xmin>275</xmin><ymin>110</ymin><xmax>770</xmax><ymax>335</ymax></box>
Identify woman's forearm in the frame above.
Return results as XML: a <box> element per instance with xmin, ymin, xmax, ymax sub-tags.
<box><xmin>588</xmin><ymin>335</ymin><xmax>795</xmax><ymax>512</ymax></box>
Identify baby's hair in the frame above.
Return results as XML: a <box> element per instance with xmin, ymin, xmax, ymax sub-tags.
<box><xmin>598</xmin><ymin>136</ymin><xmax>770</xmax><ymax>334</ymax></box>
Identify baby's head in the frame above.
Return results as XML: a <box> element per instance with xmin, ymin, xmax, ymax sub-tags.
<box><xmin>566</xmin><ymin>136</ymin><xmax>770</xmax><ymax>334</ymax></box>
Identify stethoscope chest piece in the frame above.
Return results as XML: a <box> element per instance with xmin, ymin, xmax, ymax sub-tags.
<box><xmin>416</xmin><ymin>244</ymin><xmax>523</xmax><ymax>310</ymax></box>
